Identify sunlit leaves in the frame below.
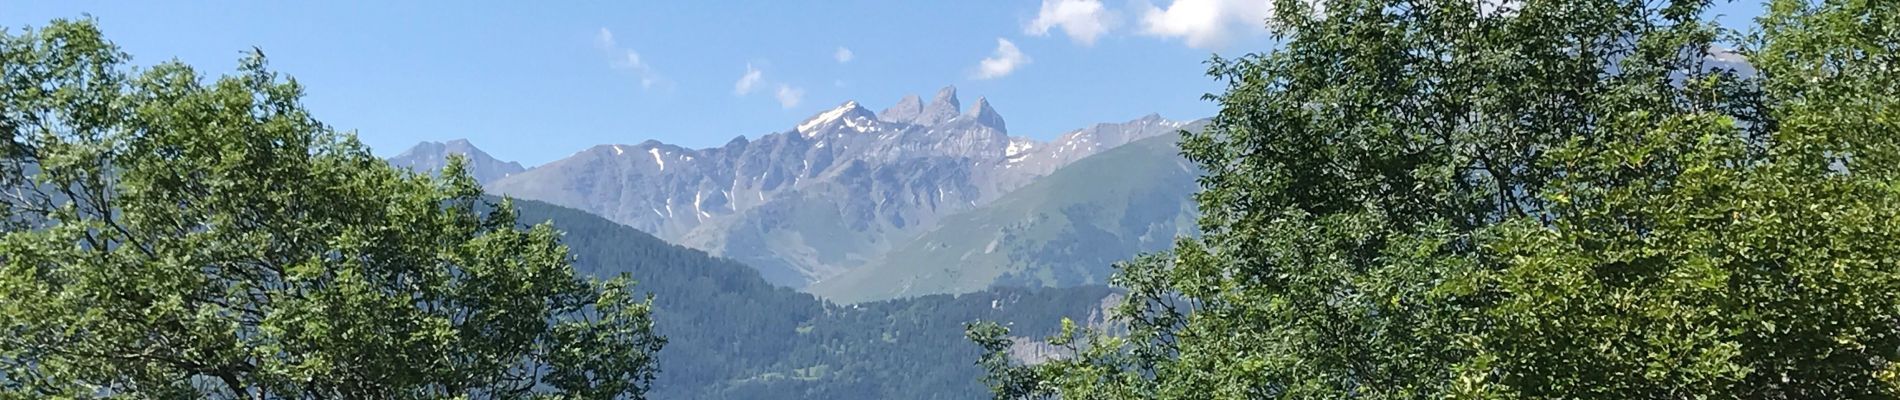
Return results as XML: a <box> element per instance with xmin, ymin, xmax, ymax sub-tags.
<box><xmin>0</xmin><ymin>19</ymin><xmax>663</xmax><ymax>399</ymax></box>
<box><xmin>973</xmin><ymin>0</ymin><xmax>1900</xmax><ymax>399</ymax></box>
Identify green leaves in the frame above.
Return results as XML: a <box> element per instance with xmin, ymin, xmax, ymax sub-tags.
<box><xmin>0</xmin><ymin>19</ymin><xmax>662</xmax><ymax>399</ymax></box>
<box><xmin>975</xmin><ymin>0</ymin><xmax>1900</xmax><ymax>399</ymax></box>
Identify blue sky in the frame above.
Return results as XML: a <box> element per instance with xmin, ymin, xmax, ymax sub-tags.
<box><xmin>3</xmin><ymin>1</ymin><xmax>1766</xmax><ymax>165</ymax></box>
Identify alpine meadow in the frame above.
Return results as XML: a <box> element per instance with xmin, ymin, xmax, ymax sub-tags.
<box><xmin>2</xmin><ymin>0</ymin><xmax>1897</xmax><ymax>399</ymax></box>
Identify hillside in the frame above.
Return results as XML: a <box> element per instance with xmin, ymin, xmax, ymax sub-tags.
<box><xmin>506</xmin><ymin>198</ymin><xmax>1115</xmax><ymax>399</ymax></box>
<box><xmin>810</xmin><ymin>134</ymin><xmax>1201</xmax><ymax>303</ymax></box>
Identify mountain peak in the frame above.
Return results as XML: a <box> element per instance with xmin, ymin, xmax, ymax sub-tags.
<box><xmin>915</xmin><ymin>86</ymin><xmax>962</xmax><ymax>126</ymax></box>
<box><xmin>932</xmin><ymin>86</ymin><xmax>959</xmax><ymax>105</ymax></box>
<box><xmin>880</xmin><ymin>94</ymin><xmax>924</xmax><ymax>123</ymax></box>
<box><xmin>399</xmin><ymin>140</ymin><xmax>444</xmax><ymax>152</ymax></box>
<box><xmin>388</xmin><ymin>139</ymin><xmax>526</xmax><ymax>184</ymax></box>
<box><xmin>796</xmin><ymin>100</ymin><xmax>879</xmax><ymax>135</ymax></box>
<box><xmin>967</xmin><ymin>97</ymin><xmax>1006</xmax><ymax>132</ymax></box>
<box><xmin>724</xmin><ymin>135</ymin><xmax>750</xmax><ymax>148</ymax></box>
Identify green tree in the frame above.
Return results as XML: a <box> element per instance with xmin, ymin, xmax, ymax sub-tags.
<box><xmin>0</xmin><ymin>20</ymin><xmax>663</xmax><ymax>399</ymax></box>
<box><xmin>972</xmin><ymin>0</ymin><xmax>1900</xmax><ymax>398</ymax></box>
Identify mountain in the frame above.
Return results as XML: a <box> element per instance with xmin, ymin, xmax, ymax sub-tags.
<box><xmin>388</xmin><ymin>139</ymin><xmax>526</xmax><ymax>183</ymax></box>
<box><xmin>810</xmin><ymin>134</ymin><xmax>1203</xmax><ymax>302</ymax></box>
<box><xmin>992</xmin><ymin>113</ymin><xmax>1203</xmax><ymax>192</ymax></box>
<box><xmin>505</xmin><ymin>197</ymin><xmax>1115</xmax><ymax>400</ymax></box>
<box><xmin>483</xmin><ymin>85</ymin><xmax>1196</xmax><ymax>288</ymax></box>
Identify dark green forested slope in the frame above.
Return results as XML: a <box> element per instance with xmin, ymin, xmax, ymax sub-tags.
<box><xmin>509</xmin><ymin>198</ymin><xmax>1114</xmax><ymax>399</ymax></box>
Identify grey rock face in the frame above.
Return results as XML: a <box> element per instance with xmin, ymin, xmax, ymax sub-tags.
<box><xmin>879</xmin><ymin>94</ymin><xmax>924</xmax><ymax>123</ymax></box>
<box><xmin>967</xmin><ymin>97</ymin><xmax>1006</xmax><ymax>132</ymax></box>
<box><xmin>912</xmin><ymin>86</ymin><xmax>963</xmax><ymax>126</ymax></box>
<box><xmin>388</xmin><ymin>139</ymin><xmax>527</xmax><ymax>184</ymax></box>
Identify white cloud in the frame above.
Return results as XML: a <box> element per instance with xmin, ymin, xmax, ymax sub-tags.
<box><xmin>973</xmin><ymin>38</ymin><xmax>1030</xmax><ymax>80</ymax></box>
<box><xmin>1026</xmin><ymin>0</ymin><xmax>1116</xmax><ymax>46</ymax></box>
<box><xmin>595</xmin><ymin>28</ymin><xmax>664</xmax><ymax>89</ymax></box>
<box><xmin>594</xmin><ymin>28</ymin><xmax>616</xmax><ymax>49</ymax></box>
<box><xmin>775</xmin><ymin>84</ymin><xmax>804</xmax><ymax>109</ymax></box>
<box><xmin>1138</xmin><ymin>0</ymin><xmax>1273</xmax><ymax>49</ymax></box>
<box><xmin>734</xmin><ymin>62</ymin><xmax>809</xmax><ymax>108</ymax></box>
<box><xmin>834</xmin><ymin>47</ymin><xmax>854</xmax><ymax>63</ymax></box>
<box><xmin>734</xmin><ymin>63</ymin><xmax>764</xmax><ymax>95</ymax></box>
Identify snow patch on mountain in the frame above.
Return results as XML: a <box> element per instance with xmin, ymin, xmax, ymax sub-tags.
<box><xmin>1006</xmin><ymin>138</ymin><xmax>1037</xmax><ymax>161</ymax></box>
<box><xmin>796</xmin><ymin>101</ymin><xmax>881</xmax><ymax>136</ymax></box>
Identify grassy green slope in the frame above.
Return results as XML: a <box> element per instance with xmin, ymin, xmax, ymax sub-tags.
<box><xmin>809</xmin><ymin>135</ymin><xmax>1200</xmax><ymax>303</ymax></box>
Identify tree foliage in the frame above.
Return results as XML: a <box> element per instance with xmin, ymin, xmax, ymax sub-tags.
<box><xmin>0</xmin><ymin>20</ymin><xmax>663</xmax><ymax>399</ymax></box>
<box><xmin>973</xmin><ymin>0</ymin><xmax>1900</xmax><ymax>398</ymax></box>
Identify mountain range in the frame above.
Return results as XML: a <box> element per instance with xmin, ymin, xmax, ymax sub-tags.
<box><xmin>393</xmin><ymin>85</ymin><xmax>1205</xmax><ymax>302</ymax></box>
